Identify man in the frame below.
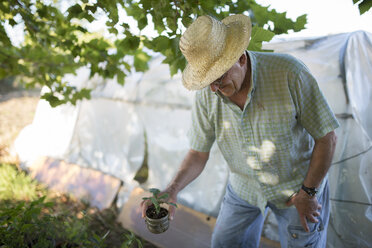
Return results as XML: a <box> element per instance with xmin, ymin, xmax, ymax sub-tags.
<box><xmin>141</xmin><ymin>14</ymin><xmax>339</xmax><ymax>248</ymax></box>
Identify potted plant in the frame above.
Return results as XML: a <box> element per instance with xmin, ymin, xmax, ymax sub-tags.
<box><xmin>142</xmin><ymin>188</ymin><xmax>177</xmax><ymax>234</ymax></box>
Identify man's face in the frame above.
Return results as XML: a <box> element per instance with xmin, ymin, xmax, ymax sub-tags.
<box><xmin>209</xmin><ymin>55</ymin><xmax>247</xmax><ymax>97</ymax></box>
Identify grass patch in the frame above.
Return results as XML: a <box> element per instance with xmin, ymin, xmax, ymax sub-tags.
<box><xmin>0</xmin><ymin>163</ymin><xmax>45</xmax><ymax>201</ymax></box>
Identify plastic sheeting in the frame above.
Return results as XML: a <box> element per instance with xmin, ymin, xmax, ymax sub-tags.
<box><xmin>14</xmin><ymin>96</ymin><xmax>79</xmax><ymax>164</ymax></box>
<box><xmin>345</xmin><ymin>31</ymin><xmax>372</xmax><ymax>140</ymax></box>
<box><xmin>328</xmin><ymin>119</ymin><xmax>372</xmax><ymax>248</ymax></box>
<box><xmin>15</xmin><ymin>31</ymin><xmax>372</xmax><ymax>246</ymax></box>
<box><xmin>67</xmin><ymin>99</ymin><xmax>145</xmax><ymax>184</ymax></box>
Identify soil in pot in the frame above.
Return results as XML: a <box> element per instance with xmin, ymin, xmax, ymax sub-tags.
<box><xmin>146</xmin><ymin>205</ymin><xmax>168</xmax><ymax>219</ymax></box>
<box><xmin>145</xmin><ymin>205</ymin><xmax>169</xmax><ymax>234</ymax></box>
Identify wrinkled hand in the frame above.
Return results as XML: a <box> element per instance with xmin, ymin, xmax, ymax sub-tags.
<box><xmin>140</xmin><ymin>190</ymin><xmax>178</xmax><ymax>220</ymax></box>
<box><xmin>286</xmin><ymin>189</ymin><xmax>322</xmax><ymax>232</ymax></box>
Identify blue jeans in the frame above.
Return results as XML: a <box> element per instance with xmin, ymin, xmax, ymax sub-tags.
<box><xmin>211</xmin><ymin>182</ymin><xmax>330</xmax><ymax>248</ymax></box>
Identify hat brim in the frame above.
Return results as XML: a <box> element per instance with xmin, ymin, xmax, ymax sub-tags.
<box><xmin>182</xmin><ymin>15</ymin><xmax>252</xmax><ymax>90</ymax></box>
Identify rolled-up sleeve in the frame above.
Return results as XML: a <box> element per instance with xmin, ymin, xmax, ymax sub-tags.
<box><xmin>187</xmin><ymin>91</ymin><xmax>215</xmax><ymax>152</ymax></box>
<box><xmin>290</xmin><ymin>67</ymin><xmax>340</xmax><ymax>140</ymax></box>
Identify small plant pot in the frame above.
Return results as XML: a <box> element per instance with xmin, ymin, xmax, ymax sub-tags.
<box><xmin>145</xmin><ymin>205</ymin><xmax>169</xmax><ymax>234</ymax></box>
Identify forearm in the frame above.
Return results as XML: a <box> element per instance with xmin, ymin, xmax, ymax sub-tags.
<box><xmin>303</xmin><ymin>131</ymin><xmax>337</xmax><ymax>188</ymax></box>
<box><xmin>165</xmin><ymin>149</ymin><xmax>209</xmax><ymax>194</ymax></box>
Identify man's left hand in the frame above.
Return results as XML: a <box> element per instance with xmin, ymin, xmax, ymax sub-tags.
<box><xmin>286</xmin><ymin>189</ymin><xmax>322</xmax><ymax>232</ymax></box>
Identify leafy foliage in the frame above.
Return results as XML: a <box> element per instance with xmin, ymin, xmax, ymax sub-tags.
<box><xmin>142</xmin><ymin>188</ymin><xmax>177</xmax><ymax>215</ymax></box>
<box><xmin>0</xmin><ymin>163</ymin><xmax>45</xmax><ymax>201</ymax></box>
<box><xmin>0</xmin><ymin>163</ymin><xmax>145</xmax><ymax>248</ymax></box>
<box><xmin>0</xmin><ymin>196</ymin><xmax>110</xmax><ymax>247</ymax></box>
<box><xmin>0</xmin><ymin>0</ymin><xmax>307</xmax><ymax>106</ymax></box>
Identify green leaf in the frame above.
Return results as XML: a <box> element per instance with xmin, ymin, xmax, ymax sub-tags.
<box><xmin>138</xmin><ymin>16</ymin><xmax>148</xmax><ymax>30</ymax></box>
<box><xmin>166</xmin><ymin>16</ymin><xmax>177</xmax><ymax>32</ymax></box>
<box><xmin>171</xmin><ymin>36</ymin><xmax>181</xmax><ymax>56</ymax></box>
<box><xmin>168</xmin><ymin>202</ymin><xmax>178</xmax><ymax>208</ymax></box>
<box><xmin>168</xmin><ymin>55</ymin><xmax>186</xmax><ymax>76</ymax></box>
<box><xmin>158</xmin><ymin>193</ymin><xmax>169</xmax><ymax>199</ymax></box>
<box><xmin>136</xmin><ymin>238</ymin><xmax>143</xmax><ymax>248</ymax></box>
<box><xmin>124</xmin><ymin>3</ymin><xmax>145</xmax><ymax>20</ymax></box>
<box><xmin>41</xmin><ymin>92</ymin><xmax>62</xmax><ymax>107</ymax></box>
<box><xmin>181</xmin><ymin>16</ymin><xmax>194</xmax><ymax>27</ymax></box>
<box><xmin>200</xmin><ymin>1</ymin><xmax>216</xmax><ymax>14</ymax></box>
<box><xmin>67</xmin><ymin>4</ymin><xmax>83</xmax><ymax>20</ymax></box>
<box><xmin>133</xmin><ymin>50</ymin><xmax>150</xmax><ymax>72</ymax></box>
<box><xmin>247</xmin><ymin>26</ymin><xmax>275</xmax><ymax>51</ymax></box>
<box><xmin>358</xmin><ymin>0</ymin><xmax>372</xmax><ymax>14</ymax></box>
<box><xmin>149</xmin><ymin>188</ymin><xmax>160</xmax><ymax>195</ymax></box>
<box><xmin>78</xmin><ymin>88</ymin><xmax>92</xmax><ymax>99</ymax></box>
<box><xmin>141</xmin><ymin>0</ymin><xmax>152</xmax><ymax>10</ymax></box>
<box><xmin>8</xmin><ymin>18</ymin><xmax>17</xmax><ymax>26</ymax></box>
<box><xmin>169</xmin><ymin>59</ymin><xmax>179</xmax><ymax>76</ymax></box>
<box><xmin>123</xmin><ymin>61</ymin><xmax>131</xmax><ymax>72</ymax></box>
<box><xmin>250</xmin><ymin>3</ymin><xmax>270</xmax><ymax>27</ymax></box>
<box><xmin>121</xmin><ymin>239</ymin><xmax>131</xmax><ymax>248</ymax></box>
<box><xmin>150</xmin><ymin>197</ymin><xmax>160</xmax><ymax>214</ymax></box>
<box><xmin>293</xmin><ymin>14</ymin><xmax>307</xmax><ymax>32</ymax></box>
<box><xmin>78</xmin><ymin>12</ymin><xmax>95</xmax><ymax>22</ymax></box>
<box><xmin>85</xmin><ymin>5</ymin><xmax>98</xmax><ymax>13</ymax></box>
<box><xmin>152</xmin><ymin>36</ymin><xmax>171</xmax><ymax>52</ymax></box>
<box><xmin>152</xmin><ymin>15</ymin><xmax>166</xmax><ymax>34</ymax></box>
<box><xmin>0</xmin><ymin>23</ymin><xmax>12</xmax><ymax>46</ymax></box>
<box><xmin>124</xmin><ymin>233</ymin><xmax>131</xmax><ymax>240</ymax></box>
<box><xmin>120</xmin><ymin>36</ymin><xmax>140</xmax><ymax>52</ymax></box>
<box><xmin>117</xmin><ymin>70</ymin><xmax>126</xmax><ymax>85</ymax></box>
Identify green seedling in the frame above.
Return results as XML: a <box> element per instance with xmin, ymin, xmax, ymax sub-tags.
<box><xmin>142</xmin><ymin>188</ymin><xmax>177</xmax><ymax>215</ymax></box>
<box><xmin>121</xmin><ymin>231</ymin><xmax>143</xmax><ymax>248</ymax></box>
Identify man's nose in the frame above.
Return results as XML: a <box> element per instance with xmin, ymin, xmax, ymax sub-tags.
<box><xmin>210</xmin><ymin>83</ymin><xmax>219</xmax><ymax>92</ymax></box>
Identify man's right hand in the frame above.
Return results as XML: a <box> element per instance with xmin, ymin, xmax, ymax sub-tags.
<box><xmin>140</xmin><ymin>189</ymin><xmax>178</xmax><ymax>220</ymax></box>
<box><xmin>286</xmin><ymin>189</ymin><xmax>321</xmax><ymax>232</ymax></box>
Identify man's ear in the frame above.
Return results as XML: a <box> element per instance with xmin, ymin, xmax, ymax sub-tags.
<box><xmin>239</xmin><ymin>52</ymin><xmax>247</xmax><ymax>66</ymax></box>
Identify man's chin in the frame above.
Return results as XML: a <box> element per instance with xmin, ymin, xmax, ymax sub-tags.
<box><xmin>219</xmin><ymin>88</ymin><xmax>234</xmax><ymax>97</ymax></box>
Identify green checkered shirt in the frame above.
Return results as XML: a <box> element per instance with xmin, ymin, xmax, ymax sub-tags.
<box><xmin>188</xmin><ymin>51</ymin><xmax>340</xmax><ymax>214</ymax></box>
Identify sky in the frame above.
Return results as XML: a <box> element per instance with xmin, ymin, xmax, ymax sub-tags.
<box><xmin>123</xmin><ymin>0</ymin><xmax>372</xmax><ymax>40</ymax></box>
<box><xmin>256</xmin><ymin>0</ymin><xmax>372</xmax><ymax>39</ymax></box>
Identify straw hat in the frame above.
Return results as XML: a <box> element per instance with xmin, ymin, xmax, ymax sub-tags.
<box><xmin>179</xmin><ymin>14</ymin><xmax>252</xmax><ymax>90</ymax></box>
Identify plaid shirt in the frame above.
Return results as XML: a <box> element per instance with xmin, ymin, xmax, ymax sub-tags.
<box><xmin>188</xmin><ymin>51</ymin><xmax>340</xmax><ymax>214</ymax></box>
